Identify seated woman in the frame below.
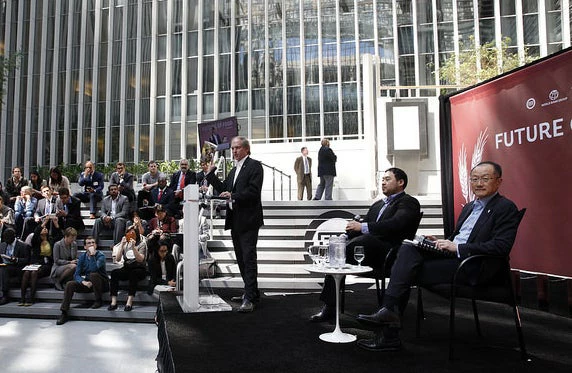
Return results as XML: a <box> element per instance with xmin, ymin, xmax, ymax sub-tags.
<box><xmin>50</xmin><ymin>227</ymin><xmax>79</xmax><ymax>291</ymax></box>
<box><xmin>147</xmin><ymin>239</ymin><xmax>176</xmax><ymax>295</ymax></box>
<box><xmin>14</xmin><ymin>186</ymin><xmax>37</xmax><ymax>237</ymax></box>
<box><xmin>108</xmin><ymin>225</ymin><xmax>148</xmax><ymax>311</ymax></box>
<box><xmin>20</xmin><ymin>223</ymin><xmax>62</xmax><ymax>305</ymax></box>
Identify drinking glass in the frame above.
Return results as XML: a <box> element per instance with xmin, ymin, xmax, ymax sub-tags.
<box><xmin>318</xmin><ymin>245</ymin><xmax>329</xmax><ymax>267</ymax></box>
<box><xmin>308</xmin><ymin>245</ymin><xmax>319</xmax><ymax>266</ymax></box>
<box><xmin>354</xmin><ymin>246</ymin><xmax>365</xmax><ymax>267</ymax></box>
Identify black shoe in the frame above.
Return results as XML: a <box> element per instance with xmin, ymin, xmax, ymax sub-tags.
<box><xmin>124</xmin><ymin>305</ymin><xmax>133</xmax><ymax>312</ymax></box>
<box><xmin>54</xmin><ymin>282</ymin><xmax>64</xmax><ymax>291</ymax></box>
<box><xmin>356</xmin><ymin>307</ymin><xmax>401</xmax><ymax>328</ymax></box>
<box><xmin>357</xmin><ymin>333</ymin><xmax>402</xmax><ymax>352</ymax></box>
<box><xmin>107</xmin><ymin>304</ymin><xmax>118</xmax><ymax>311</ymax></box>
<box><xmin>56</xmin><ymin>312</ymin><xmax>69</xmax><ymax>325</ymax></box>
<box><xmin>231</xmin><ymin>294</ymin><xmax>245</xmax><ymax>302</ymax></box>
<box><xmin>18</xmin><ymin>298</ymin><xmax>26</xmax><ymax>306</ymax></box>
<box><xmin>0</xmin><ymin>297</ymin><xmax>9</xmax><ymax>306</ymax></box>
<box><xmin>309</xmin><ymin>305</ymin><xmax>335</xmax><ymax>323</ymax></box>
<box><xmin>238</xmin><ymin>299</ymin><xmax>255</xmax><ymax>313</ymax></box>
<box><xmin>91</xmin><ymin>301</ymin><xmax>102</xmax><ymax>309</ymax></box>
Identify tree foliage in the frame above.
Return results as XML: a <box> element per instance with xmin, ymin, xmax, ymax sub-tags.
<box><xmin>0</xmin><ymin>51</ymin><xmax>24</xmax><ymax>105</ymax></box>
<box><xmin>439</xmin><ymin>36</ymin><xmax>537</xmax><ymax>87</ymax></box>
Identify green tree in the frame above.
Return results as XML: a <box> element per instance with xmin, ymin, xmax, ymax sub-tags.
<box><xmin>0</xmin><ymin>51</ymin><xmax>24</xmax><ymax>105</ymax></box>
<box><xmin>439</xmin><ymin>36</ymin><xmax>537</xmax><ymax>87</ymax></box>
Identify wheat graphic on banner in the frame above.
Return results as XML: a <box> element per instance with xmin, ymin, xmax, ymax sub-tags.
<box><xmin>458</xmin><ymin>128</ymin><xmax>488</xmax><ymax>205</ymax></box>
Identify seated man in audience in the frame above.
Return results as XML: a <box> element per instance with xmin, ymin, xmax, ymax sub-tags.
<box><xmin>137</xmin><ymin>160</ymin><xmax>164</xmax><ymax>209</ymax></box>
<box><xmin>355</xmin><ymin>161</ymin><xmax>521</xmax><ymax>352</ymax></box>
<box><xmin>148</xmin><ymin>204</ymin><xmax>178</xmax><ymax>235</ymax></box>
<box><xmin>74</xmin><ymin>161</ymin><xmax>104</xmax><ymax>219</ymax></box>
<box><xmin>110</xmin><ymin>162</ymin><xmax>136</xmax><ymax>202</ymax></box>
<box><xmin>21</xmin><ymin>185</ymin><xmax>58</xmax><ymax>239</ymax></box>
<box><xmin>5</xmin><ymin>167</ymin><xmax>28</xmax><ymax>208</ymax></box>
<box><xmin>150</xmin><ymin>176</ymin><xmax>176</xmax><ymax>217</ymax></box>
<box><xmin>169</xmin><ymin>159</ymin><xmax>196</xmax><ymax>218</ymax></box>
<box><xmin>310</xmin><ymin>168</ymin><xmax>420</xmax><ymax>322</ymax></box>
<box><xmin>56</xmin><ymin>187</ymin><xmax>85</xmax><ymax>233</ymax></box>
<box><xmin>14</xmin><ymin>186</ymin><xmax>38</xmax><ymax>237</ymax></box>
<box><xmin>92</xmin><ymin>184</ymin><xmax>130</xmax><ymax>245</ymax></box>
<box><xmin>0</xmin><ymin>228</ymin><xmax>31</xmax><ymax>305</ymax></box>
<box><xmin>56</xmin><ymin>236</ymin><xmax>108</xmax><ymax>325</ymax></box>
<box><xmin>0</xmin><ymin>197</ymin><xmax>15</xmax><ymax>239</ymax></box>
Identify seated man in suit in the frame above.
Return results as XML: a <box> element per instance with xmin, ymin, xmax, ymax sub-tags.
<box><xmin>0</xmin><ymin>228</ymin><xmax>31</xmax><ymax>305</ymax></box>
<box><xmin>74</xmin><ymin>161</ymin><xmax>104</xmax><ymax>219</ymax></box>
<box><xmin>355</xmin><ymin>161</ymin><xmax>521</xmax><ymax>352</ymax></box>
<box><xmin>21</xmin><ymin>185</ymin><xmax>59</xmax><ymax>239</ymax></box>
<box><xmin>91</xmin><ymin>184</ymin><xmax>130</xmax><ymax>245</ymax></box>
<box><xmin>56</xmin><ymin>187</ymin><xmax>85</xmax><ymax>233</ymax></box>
<box><xmin>109</xmin><ymin>162</ymin><xmax>136</xmax><ymax>202</ymax></box>
<box><xmin>169</xmin><ymin>159</ymin><xmax>196</xmax><ymax>218</ymax></box>
<box><xmin>310</xmin><ymin>167</ymin><xmax>421</xmax><ymax>322</ymax></box>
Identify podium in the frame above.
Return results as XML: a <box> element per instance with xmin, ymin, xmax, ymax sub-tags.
<box><xmin>176</xmin><ymin>184</ymin><xmax>232</xmax><ymax>313</ymax></box>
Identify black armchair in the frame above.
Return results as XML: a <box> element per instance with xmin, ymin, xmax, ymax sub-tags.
<box><xmin>415</xmin><ymin>208</ymin><xmax>527</xmax><ymax>360</ymax></box>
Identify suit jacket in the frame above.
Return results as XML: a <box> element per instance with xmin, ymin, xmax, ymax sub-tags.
<box><xmin>362</xmin><ymin>193</ymin><xmax>421</xmax><ymax>247</ymax></box>
<box><xmin>56</xmin><ymin>195</ymin><xmax>85</xmax><ymax>231</ymax></box>
<box><xmin>99</xmin><ymin>194</ymin><xmax>130</xmax><ymax>220</ymax></box>
<box><xmin>34</xmin><ymin>196</ymin><xmax>58</xmax><ymax>219</ymax></box>
<box><xmin>78</xmin><ymin>171</ymin><xmax>104</xmax><ymax>194</ymax></box>
<box><xmin>294</xmin><ymin>156</ymin><xmax>312</xmax><ymax>182</ymax></box>
<box><xmin>451</xmin><ymin>193</ymin><xmax>520</xmax><ymax>259</ymax></box>
<box><xmin>207</xmin><ymin>156</ymin><xmax>264</xmax><ymax>233</ymax></box>
<box><xmin>110</xmin><ymin>171</ymin><xmax>135</xmax><ymax>198</ymax></box>
<box><xmin>169</xmin><ymin>170</ymin><xmax>197</xmax><ymax>194</ymax></box>
<box><xmin>317</xmin><ymin>146</ymin><xmax>336</xmax><ymax>177</ymax></box>
<box><xmin>0</xmin><ymin>239</ymin><xmax>31</xmax><ymax>267</ymax></box>
<box><xmin>151</xmin><ymin>187</ymin><xmax>175</xmax><ymax>207</ymax></box>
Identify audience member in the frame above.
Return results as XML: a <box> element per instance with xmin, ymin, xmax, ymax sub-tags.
<box><xmin>28</xmin><ymin>170</ymin><xmax>47</xmax><ymax>200</ymax></box>
<box><xmin>74</xmin><ymin>161</ymin><xmax>104</xmax><ymax>219</ymax></box>
<box><xmin>92</xmin><ymin>184</ymin><xmax>130</xmax><ymax>245</ymax></box>
<box><xmin>355</xmin><ymin>161</ymin><xmax>521</xmax><ymax>352</ymax></box>
<box><xmin>129</xmin><ymin>211</ymin><xmax>148</xmax><ymax>237</ymax></box>
<box><xmin>147</xmin><ymin>239</ymin><xmax>176</xmax><ymax>295</ymax></box>
<box><xmin>0</xmin><ymin>182</ymin><xmax>9</xmax><ymax>206</ymax></box>
<box><xmin>148</xmin><ymin>204</ymin><xmax>178</xmax><ymax>234</ymax></box>
<box><xmin>294</xmin><ymin>147</ymin><xmax>313</xmax><ymax>200</ymax></box>
<box><xmin>56</xmin><ymin>236</ymin><xmax>108</xmax><ymax>325</ymax></box>
<box><xmin>21</xmin><ymin>185</ymin><xmax>58</xmax><ymax>239</ymax></box>
<box><xmin>110</xmin><ymin>162</ymin><xmax>136</xmax><ymax>202</ymax></box>
<box><xmin>0</xmin><ymin>197</ymin><xmax>15</xmax><ymax>238</ymax></box>
<box><xmin>55</xmin><ymin>187</ymin><xmax>85</xmax><ymax>233</ymax></box>
<box><xmin>20</xmin><ymin>223</ymin><xmax>60</xmax><ymax>305</ymax></box>
<box><xmin>108</xmin><ymin>225</ymin><xmax>148</xmax><ymax>311</ymax></box>
<box><xmin>50</xmin><ymin>227</ymin><xmax>79</xmax><ymax>291</ymax></box>
<box><xmin>5</xmin><ymin>166</ymin><xmax>28</xmax><ymax>207</ymax></box>
<box><xmin>0</xmin><ymin>228</ymin><xmax>31</xmax><ymax>305</ymax></box>
<box><xmin>48</xmin><ymin>167</ymin><xmax>71</xmax><ymax>195</ymax></box>
<box><xmin>313</xmin><ymin>138</ymin><xmax>337</xmax><ymax>200</ymax></box>
<box><xmin>169</xmin><ymin>159</ymin><xmax>196</xmax><ymax>218</ymax></box>
<box><xmin>310</xmin><ymin>168</ymin><xmax>421</xmax><ymax>322</ymax></box>
<box><xmin>14</xmin><ymin>186</ymin><xmax>38</xmax><ymax>237</ymax></box>
<box><xmin>137</xmin><ymin>160</ymin><xmax>164</xmax><ymax>209</ymax></box>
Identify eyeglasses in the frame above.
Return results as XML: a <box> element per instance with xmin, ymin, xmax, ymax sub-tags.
<box><xmin>469</xmin><ymin>176</ymin><xmax>498</xmax><ymax>184</ymax></box>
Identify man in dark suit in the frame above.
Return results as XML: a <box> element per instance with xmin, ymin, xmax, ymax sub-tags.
<box><xmin>209</xmin><ymin>126</ymin><xmax>222</xmax><ymax>145</ymax></box>
<box><xmin>356</xmin><ymin>161</ymin><xmax>521</xmax><ymax>351</ymax></box>
<box><xmin>56</xmin><ymin>187</ymin><xmax>85</xmax><ymax>233</ymax></box>
<box><xmin>150</xmin><ymin>176</ymin><xmax>176</xmax><ymax>218</ymax></box>
<box><xmin>0</xmin><ymin>228</ymin><xmax>31</xmax><ymax>304</ymax></box>
<box><xmin>91</xmin><ymin>184</ymin><xmax>130</xmax><ymax>245</ymax></box>
<box><xmin>74</xmin><ymin>161</ymin><xmax>104</xmax><ymax>219</ymax></box>
<box><xmin>169</xmin><ymin>159</ymin><xmax>197</xmax><ymax>218</ymax></box>
<box><xmin>310</xmin><ymin>167</ymin><xmax>421</xmax><ymax>322</ymax></box>
<box><xmin>207</xmin><ymin>136</ymin><xmax>264</xmax><ymax>313</ymax></box>
<box><xmin>21</xmin><ymin>185</ymin><xmax>59</xmax><ymax>239</ymax></box>
<box><xmin>109</xmin><ymin>162</ymin><xmax>136</xmax><ymax>202</ymax></box>
<box><xmin>294</xmin><ymin>147</ymin><xmax>313</xmax><ymax>200</ymax></box>
<box><xmin>313</xmin><ymin>138</ymin><xmax>337</xmax><ymax>200</ymax></box>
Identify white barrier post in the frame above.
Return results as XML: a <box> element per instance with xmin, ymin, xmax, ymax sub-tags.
<box><xmin>182</xmin><ymin>184</ymin><xmax>200</xmax><ymax>311</ymax></box>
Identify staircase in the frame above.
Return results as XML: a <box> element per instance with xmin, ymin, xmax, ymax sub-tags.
<box><xmin>0</xmin><ymin>197</ymin><xmax>443</xmax><ymax>322</ymax></box>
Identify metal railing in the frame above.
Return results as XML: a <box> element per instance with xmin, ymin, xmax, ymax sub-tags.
<box><xmin>260</xmin><ymin>162</ymin><xmax>292</xmax><ymax>201</ymax></box>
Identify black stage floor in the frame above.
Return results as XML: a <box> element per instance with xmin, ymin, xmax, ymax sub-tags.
<box><xmin>156</xmin><ymin>286</ymin><xmax>572</xmax><ymax>373</ymax></box>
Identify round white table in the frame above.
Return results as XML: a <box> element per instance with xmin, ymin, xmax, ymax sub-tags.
<box><xmin>305</xmin><ymin>264</ymin><xmax>373</xmax><ymax>343</ymax></box>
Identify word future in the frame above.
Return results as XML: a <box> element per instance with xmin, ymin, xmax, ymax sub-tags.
<box><xmin>495</xmin><ymin>117</ymin><xmax>570</xmax><ymax>149</ymax></box>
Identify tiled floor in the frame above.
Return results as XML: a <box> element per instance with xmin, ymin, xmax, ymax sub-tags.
<box><xmin>0</xmin><ymin>318</ymin><xmax>158</xmax><ymax>373</ymax></box>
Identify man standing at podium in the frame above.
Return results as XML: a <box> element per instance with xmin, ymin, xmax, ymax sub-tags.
<box><xmin>294</xmin><ymin>147</ymin><xmax>312</xmax><ymax>201</ymax></box>
<box><xmin>207</xmin><ymin>136</ymin><xmax>264</xmax><ymax>313</ymax></box>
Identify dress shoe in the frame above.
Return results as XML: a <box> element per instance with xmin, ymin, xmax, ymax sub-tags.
<box><xmin>309</xmin><ymin>305</ymin><xmax>335</xmax><ymax>323</ymax></box>
<box><xmin>356</xmin><ymin>307</ymin><xmax>401</xmax><ymax>328</ymax></box>
<box><xmin>238</xmin><ymin>299</ymin><xmax>255</xmax><ymax>313</ymax></box>
<box><xmin>56</xmin><ymin>312</ymin><xmax>69</xmax><ymax>325</ymax></box>
<box><xmin>91</xmin><ymin>301</ymin><xmax>102</xmax><ymax>309</ymax></box>
<box><xmin>107</xmin><ymin>304</ymin><xmax>118</xmax><ymax>311</ymax></box>
<box><xmin>231</xmin><ymin>294</ymin><xmax>245</xmax><ymax>302</ymax></box>
<box><xmin>0</xmin><ymin>297</ymin><xmax>9</xmax><ymax>306</ymax></box>
<box><xmin>18</xmin><ymin>298</ymin><xmax>26</xmax><ymax>306</ymax></box>
<box><xmin>357</xmin><ymin>333</ymin><xmax>402</xmax><ymax>352</ymax></box>
<box><xmin>54</xmin><ymin>282</ymin><xmax>64</xmax><ymax>291</ymax></box>
<box><xmin>124</xmin><ymin>305</ymin><xmax>133</xmax><ymax>312</ymax></box>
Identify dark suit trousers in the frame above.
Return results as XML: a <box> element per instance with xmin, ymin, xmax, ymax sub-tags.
<box><xmin>231</xmin><ymin>228</ymin><xmax>260</xmax><ymax>302</ymax></box>
<box><xmin>319</xmin><ymin>234</ymin><xmax>395</xmax><ymax>307</ymax></box>
<box><xmin>297</xmin><ymin>174</ymin><xmax>312</xmax><ymax>200</ymax></box>
<box><xmin>383</xmin><ymin>243</ymin><xmax>460</xmax><ymax>311</ymax></box>
<box><xmin>60</xmin><ymin>272</ymin><xmax>108</xmax><ymax>311</ymax></box>
<box><xmin>0</xmin><ymin>265</ymin><xmax>23</xmax><ymax>295</ymax></box>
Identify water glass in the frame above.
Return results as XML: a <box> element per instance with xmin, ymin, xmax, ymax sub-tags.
<box><xmin>354</xmin><ymin>246</ymin><xmax>365</xmax><ymax>267</ymax></box>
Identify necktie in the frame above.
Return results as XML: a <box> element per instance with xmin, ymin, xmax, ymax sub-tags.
<box><xmin>45</xmin><ymin>201</ymin><xmax>51</xmax><ymax>215</ymax></box>
<box><xmin>179</xmin><ymin>173</ymin><xmax>185</xmax><ymax>190</ymax></box>
<box><xmin>158</xmin><ymin>189</ymin><xmax>163</xmax><ymax>201</ymax></box>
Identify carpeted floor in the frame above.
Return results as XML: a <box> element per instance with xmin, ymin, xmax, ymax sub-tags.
<box><xmin>158</xmin><ymin>286</ymin><xmax>572</xmax><ymax>373</ymax></box>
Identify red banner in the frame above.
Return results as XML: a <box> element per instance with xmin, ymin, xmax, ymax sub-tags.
<box><xmin>449</xmin><ymin>49</ymin><xmax>572</xmax><ymax>277</ymax></box>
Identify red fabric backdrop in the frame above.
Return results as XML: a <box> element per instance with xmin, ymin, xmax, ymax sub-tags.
<box><xmin>448</xmin><ymin>49</ymin><xmax>572</xmax><ymax>277</ymax></box>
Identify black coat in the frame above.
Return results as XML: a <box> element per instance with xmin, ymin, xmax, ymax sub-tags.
<box><xmin>317</xmin><ymin>146</ymin><xmax>337</xmax><ymax>177</ymax></box>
